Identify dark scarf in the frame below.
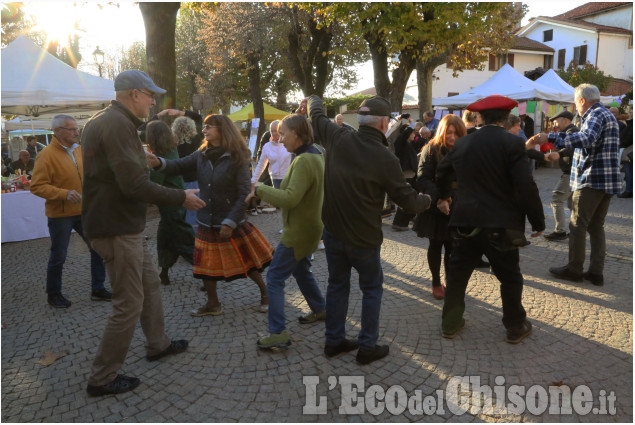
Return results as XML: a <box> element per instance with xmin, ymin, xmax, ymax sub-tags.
<box><xmin>204</xmin><ymin>145</ymin><xmax>226</xmax><ymax>165</ymax></box>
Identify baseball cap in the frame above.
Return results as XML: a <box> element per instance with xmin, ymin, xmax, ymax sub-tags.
<box><xmin>358</xmin><ymin>96</ymin><xmax>392</xmax><ymax>117</ymax></box>
<box><xmin>114</xmin><ymin>70</ymin><xmax>166</xmax><ymax>94</ymax></box>
<box><xmin>551</xmin><ymin>111</ymin><xmax>574</xmax><ymax>121</ymax></box>
<box><xmin>467</xmin><ymin>95</ymin><xmax>517</xmax><ymax>112</ymax></box>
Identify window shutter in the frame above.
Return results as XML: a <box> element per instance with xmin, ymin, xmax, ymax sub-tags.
<box><xmin>558</xmin><ymin>49</ymin><xmax>566</xmax><ymax>69</ymax></box>
<box><xmin>489</xmin><ymin>53</ymin><xmax>496</xmax><ymax>71</ymax></box>
<box><xmin>508</xmin><ymin>53</ymin><xmax>515</xmax><ymax>68</ymax></box>
<box><xmin>580</xmin><ymin>45</ymin><xmax>587</xmax><ymax>64</ymax></box>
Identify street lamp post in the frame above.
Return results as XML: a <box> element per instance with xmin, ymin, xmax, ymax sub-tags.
<box><xmin>92</xmin><ymin>46</ymin><xmax>104</xmax><ymax>78</ymax></box>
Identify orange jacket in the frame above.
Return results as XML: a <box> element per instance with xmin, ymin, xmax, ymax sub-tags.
<box><xmin>30</xmin><ymin>136</ymin><xmax>83</xmax><ymax>218</ymax></box>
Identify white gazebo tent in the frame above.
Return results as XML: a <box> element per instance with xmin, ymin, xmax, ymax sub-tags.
<box><xmin>1</xmin><ymin>36</ymin><xmax>114</xmax><ymax>118</ymax></box>
<box><xmin>535</xmin><ymin>69</ymin><xmax>614</xmax><ymax>104</ymax></box>
<box><xmin>432</xmin><ymin>64</ymin><xmax>568</xmax><ymax>108</ymax></box>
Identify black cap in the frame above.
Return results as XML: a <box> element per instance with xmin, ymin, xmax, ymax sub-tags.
<box><xmin>358</xmin><ymin>96</ymin><xmax>392</xmax><ymax>117</ymax></box>
<box><xmin>551</xmin><ymin>111</ymin><xmax>574</xmax><ymax>121</ymax></box>
<box><xmin>114</xmin><ymin>70</ymin><xmax>166</xmax><ymax>94</ymax></box>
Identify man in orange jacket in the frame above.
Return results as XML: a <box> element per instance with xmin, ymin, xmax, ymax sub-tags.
<box><xmin>30</xmin><ymin>114</ymin><xmax>112</xmax><ymax>308</ymax></box>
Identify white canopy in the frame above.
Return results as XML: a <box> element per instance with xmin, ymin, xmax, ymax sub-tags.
<box><xmin>3</xmin><ymin>117</ymin><xmax>89</xmax><ymax>131</ymax></box>
<box><xmin>535</xmin><ymin>69</ymin><xmax>614</xmax><ymax>104</ymax></box>
<box><xmin>432</xmin><ymin>64</ymin><xmax>568</xmax><ymax>108</ymax></box>
<box><xmin>1</xmin><ymin>36</ymin><xmax>114</xmax><ymax>117</ymax></box>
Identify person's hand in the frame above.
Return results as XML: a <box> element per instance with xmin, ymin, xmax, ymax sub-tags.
<box><xmin>157</xmin><ymin>108</ymin><xmax>184</xmax><ymax>117</ymax></box>
<box><xmin>419</xmin><ymin>193</ymin><xmax>432</xmax><ymax>210</ymax></box>
<box><xmin>145</xmin><ymin>151</ymin><xmax>160</xmax><ymax>168</ymax></box>
<box><xmin>545</xmin><ymin>151</ymin><xmax>560</xmax><ymax>162</ymax></box>
<box><xmin>66</xmin><ymin>189</ymin><xmax>82</xmax><ymax>204</ymax></box>
<box><xmin>182</xmin><ymin>189</ymin><xmax>205</xmax><ymax>210</ymax></box>
<box><xmin>530</xmin><ymin>230</ymin><xmax>543</xmax><ymax>237</ymax></box>
<box><xmin>437</xmin><ymin>198</ymin><xmax>451</xmax><ymax>215</ymax></box>
<box><xmin>296</xmin><ymin>99</ymin><xmax>308</xmax><ymax>115</ymax></box>
<box><xmin>219</xmin><ymin>225</ymin><xmax>232</xmax><ymax>238</ymax></box>
<box><xmin>245</xmin><ymin>186</ymin><xmax>258</xmax><ymax>204</ymax></box>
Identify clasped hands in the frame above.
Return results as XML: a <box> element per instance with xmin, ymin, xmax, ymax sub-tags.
<box><xmin>525</xmin><ymin>132</ymin><xmax>549</xmax><ymax>149</ymax></box>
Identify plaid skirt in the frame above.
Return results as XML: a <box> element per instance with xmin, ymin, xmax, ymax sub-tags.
<box><xmin>193</xmin><ymin>222</ymin><xmax>273</xmax><ymax>282</ymax></box>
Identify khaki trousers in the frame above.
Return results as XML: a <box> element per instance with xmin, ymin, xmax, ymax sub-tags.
<box><xmin>87</xmin><ymin>232</ymin><xmax>170</xmax><ymax>386</ymax></box>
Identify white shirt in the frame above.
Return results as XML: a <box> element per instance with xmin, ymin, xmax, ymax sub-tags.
<box><xmin>251</xmin><ymin>139</ymin><xmax>292</xmax><ymax>184</ymax></box>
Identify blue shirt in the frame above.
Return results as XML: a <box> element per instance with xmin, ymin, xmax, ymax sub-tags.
<box><xmin>426</xmin><ymin>118</ymin><xmax>440</xmax><ymax>135</ymax></box>
<box><xmin>548</xmin><ymin>103</ymin><xmax>622</xmax><ymax>195</ymax></box>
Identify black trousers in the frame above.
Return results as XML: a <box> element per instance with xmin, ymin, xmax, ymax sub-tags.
<box><xmin>392</xmin><ymin>177</ymin><xmax>416</xmax><ymax>227</ymax></box>
<box><xmin>442</xmin><ymin>229</ymin><xmax>526</xmax><ymax>333</ymax></box>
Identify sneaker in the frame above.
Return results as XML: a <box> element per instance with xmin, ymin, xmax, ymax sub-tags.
<box><xmin>86</xmin><ymin>374</ymin><xmax>140</xmax><ymax>397</ymax></box>
<box><xmin>391</xmin><ymin>224</ymin><xmax>409</xmax><ymax>232</ymax></box>
<box><xmin>549</xmin><ymin>265</ymin><xmax>583</xmax><ymax>282</ymax></box>
<box><xmin>249</xmin><ymin>208</ymin><xmax>259</xmax><ymax>216</ymax></box>
<box><xmin>324</xmin><ymin>339</ymin><xmax>359</xmax><ymax>357</ymax></box>
<box><xmin>442</xmin><ymin>318</ymin><xmax>465</xmax><ymax>339</ymax></box>
<box><xmin>91</xmin><ymin>289</ymin><xmax>112</xmax><ymax>302</ymax></box>
<box><xmin>544</xmin><ymin>231</ymin><xmax>568</xmax><ymax>241</ymax></box>
<box><xmin>257</xmin><ymin>330</ymin><xmax>291</xmax><ymax>349</ymax></box>
<box><xmin>191</xmin><ymin>304</ymin><xmax>222</xmax><ymax>317</ymax></box>
<box><xmin>298</xmin><ymin>310</ymin><xmax>326</xmax><ymax>324</ymax></box>
<box><xmin>48</xmin><ymin>294</ymin><xmax>71</xmax><ymax>308</ymax></box>
<box><xmin>317</xmin><ymin>240</ymin><xmax>325</xmax><ymax>250</ymax></box>
<box><xmin>356</xmin><ymin>344</ymin><xmax>389</xmax><ymax>365</ymax></box>
<box><xmin>506</xmin><ymin>320</ymin><xmax>532</xmax><ymax>344</ymax></box>
<box><xmin>583</xmin><ymin>271</ymin><xmax>604</xmax><ymax>286</ymax></box>
<box><xmin>146</xmin><ymin>340</ymin><xmax>189</xmax><ymax>361</ymax></box>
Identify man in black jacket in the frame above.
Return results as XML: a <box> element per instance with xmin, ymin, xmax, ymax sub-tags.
<box><xmin>305</xmin><ymin>95</ymin><xmax>431</xmax><ymax>365</ymax></box>
<box><xmin>436</xmin><ymin>95</ymin><xmax>545</xmax><ymax>344</ymax></box>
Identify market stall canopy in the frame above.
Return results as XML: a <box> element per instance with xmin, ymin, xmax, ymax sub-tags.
<box><xmin>3</xmin><ymin>117</ymin><xmax>89</xmax><ymax>132</ymax></box>
<box><xmin>432</xmin><ymin>64</ymin><xmax>567</xmax><ymax>108</ymax></box>
<box><xmin>535</xmin><ymin>69</ymin><xmax>614</xmax><ymax>104</ymax></box>
<box><xmin>1</xmin><ymin>36</ymin><xmax>114</xmax><ymax>117</ymax></box>
<box><xmin>227</xmin><ymin>102</ymin><xmax>289</xmax><ymax>122</ymax></box>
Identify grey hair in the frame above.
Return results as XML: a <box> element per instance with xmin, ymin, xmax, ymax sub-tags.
<box><xmin>270</xmin><ymin>120</ymin><xmax>280</xmax><ymax>131</ymax></box>
<box><xmin>574</xmin><ymin>84</ymin><xmax>601</xmax><ymax>103</ymax></box>
<box><xmin>171</xmin><ymin>116</ymin><xmax>197</xmax><ymax>145</ymax></box>
<box><xmin>424</xmin><ymin>111</ymin><xmax>435</xmax><ymax>118</ymax></box>
<box><xmin>357</xmin><ymin>114</ymin><xmax>386</xmax><ymax>127</ymax></box>
<box><xmin>51</xmin><ymin>114</ymin><xmax>76</xmax><ymax>130</ymax></box>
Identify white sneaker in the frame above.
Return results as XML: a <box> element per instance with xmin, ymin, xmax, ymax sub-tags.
<box><xmin>250</xmin><ymin>208</ymin><xmax>259</xmax><ymax>216</ymax></box>
<box><xmin>317</xmin><ymin>240</ymin><xmax>325</xmax><ymax>250</ymax></box>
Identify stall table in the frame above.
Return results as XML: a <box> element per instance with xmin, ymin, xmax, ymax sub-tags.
<box><xmin>1</xmin><ymin>190</ymin><xmax>49</xmax><ymax>243</ymax></box>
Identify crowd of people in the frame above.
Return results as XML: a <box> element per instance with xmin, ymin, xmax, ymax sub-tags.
<box><xmin>21</xmin><ymin>67</ymin><xmax>630</xmax><ymax>398</ymax></box>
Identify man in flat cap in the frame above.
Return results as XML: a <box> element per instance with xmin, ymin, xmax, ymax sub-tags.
<box><xmin>541</xmin><ymin>111</ymin><xmax>578</xmax><ymax>241</ymax></box>
<box><xmin>81</xmin><ymin>70</ymin><xmax>206</xmax><ymax>396</ymax></box>
<box><xmin>436</xmin><ymin>95</ymin><xmax>545</xmax><ymax>344</ymax></box>
<box><xmin>528</xmin><ymin>83</ymin><xmax>621</xmax><ymax>287</ymax></box>
<box><xmin>299</xmin><ymin>95</ymin><xmax>431</xmax><ymax>365</ymax></box>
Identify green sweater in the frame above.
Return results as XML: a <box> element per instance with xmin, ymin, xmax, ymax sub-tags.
<box><xmin>257</xmin><ymin>145</ymin><xmax>324</xmax><ymax>260</ymax></box>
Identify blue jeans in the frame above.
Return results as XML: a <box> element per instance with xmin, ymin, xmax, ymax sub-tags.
<box><xmin>272</xmin><ymin>179</ymin><xmax>282</xmax><ymax>189</ymax></box>
<box><xmin>323</xmin><ymin>229</ymin><xmax>383</xmax><ymax>349</ymax></box>
<box><xmin>266</xmin><ymin>242</ymin><xmax>325</xmax><ymax>334</ymax></box>
<box><xmin>47</xmin><ymin>215</ymin><xmax>106</xmax><ymax>295</ymax></box>
<box><xmin>622</xmin><ymin>162</ymin><xmax>633</xmax><ymax>194</ymax></box>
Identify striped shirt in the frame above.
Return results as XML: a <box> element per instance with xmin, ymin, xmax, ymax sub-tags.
<box><xmin>548</xmin><ymin>103</ymin><xmax>622</xmax><ymax>195</ymax></box>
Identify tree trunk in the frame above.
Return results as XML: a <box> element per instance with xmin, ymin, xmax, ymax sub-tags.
<box><xmin>416</xmin><ymin>54</ymin><xmax>448</xmax><ymax>116</ymax></box>
<box><xmin>246</xmin><ymin>51</ymin><xmax>266</xmax><ymax>149</ymax></box>
<box><xmin>139</xmin><ymin>2</ymin><xmax>180</xmax><ymax>115</ymax></box>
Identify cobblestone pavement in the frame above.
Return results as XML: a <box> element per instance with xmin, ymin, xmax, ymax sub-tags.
<box><xmin>1</xmin><ymin>167</ymin><xmax>632</xmax><ymax>422</ymax></box>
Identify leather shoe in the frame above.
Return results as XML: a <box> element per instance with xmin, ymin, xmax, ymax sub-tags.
<box><xmin>324</xmin><ymin>339</ymin><xmax>359</xmax><ymax>357</ymax></box>
<box><xmin>146</xmin><ymin>340</ymin><xmax>189</xmax><ymax>361</ymax></box>
<box><xmin>86</xmin><ymin>374</ymin><xmax>140</xmax><ymax>397</ymax></box>
<box><xmin>442</xmin><ymin>318</ymin><xmax>465</xmax><ymax>339</ymax></box>
<box><xmin>356</xmin><ymin>345</ymin><xmax>389</xmax><ymax>365</ymax></box>
<box><xmin>543</xmin><ymin>231</ymin><xmax>568</xmax><ymax>241</ymax></box>
<box><xmin>583</xmin><ymin>271</ymin><xmax>604</xmax><ymax>286</ymax></box>
<box><xmin>432</xmin><ymin>285</ymin><xmax>444</xmax><ymax>300</ymax></box>
<box><xmin>549</xmin><ymin>265</ymin><xmax>582</xmax><ymax>282</ymax></box>
<box><xmin>506</xmin><ymin>320</ymin><xmax>532</xmax><ymax>344</ymax></box>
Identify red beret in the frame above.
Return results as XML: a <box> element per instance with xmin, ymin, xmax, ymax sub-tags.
<box><xmin>466</xmin><ymin>95</ymin><xmax>518</xmax><ymax>112</ymax></box>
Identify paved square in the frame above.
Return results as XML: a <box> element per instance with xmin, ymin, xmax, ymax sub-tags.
<box><xmin>1</xmin><ymin>167</ymin><xmax>632</xmax><ymax>422</ymax></box>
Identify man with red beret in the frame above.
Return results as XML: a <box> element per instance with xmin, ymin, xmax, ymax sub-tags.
<box><xmin>435</xmin><ymin>95</ymin><xmax>545</xmax><ymax>344</ymax></box>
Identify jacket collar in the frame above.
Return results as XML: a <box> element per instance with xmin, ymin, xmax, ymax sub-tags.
<box><xmin>358</xmin><ymin>125</ymin><xmax>389</xmax><ymax>146</ymax></box>
<box><xmin>108</xmin><ymin>100</ymin><xmax>144</xmax><ymax>128</ymax></box>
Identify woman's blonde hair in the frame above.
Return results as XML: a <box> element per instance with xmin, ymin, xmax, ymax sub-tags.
<box><xmin>427</xmin><ymin>114</ymin><xmax>466</xmax><ymax>160</ymax></box>
<box><xmin>200</xmin><ymin>114</ymin><xmax>250</xmax><ymax>165</ymax></box>
<box><xmin>171</xmin><ymin>116</ymin><xmax>197</xmax><ymax>145</ymax></box>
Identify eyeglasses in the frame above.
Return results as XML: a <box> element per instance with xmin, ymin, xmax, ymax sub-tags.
<box><xmin>203</xmin><ymin>124</ymin><xmax>220</xmax><ymax>130</ymax></box>
<box><xmin>136</xmin><ymin>89</ymin><xmax>156</xmax><ymax>100</ymax></box>
<box><xmin>59</xmin><ymin>127</ymin><xmax>79</xmax><ymax>132</ymax></box>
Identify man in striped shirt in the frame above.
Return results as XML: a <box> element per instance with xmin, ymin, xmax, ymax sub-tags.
<box><xmin>528</xmin><ymin>84</ymin><xmax>621</xmax><ymax>286</ymax></box>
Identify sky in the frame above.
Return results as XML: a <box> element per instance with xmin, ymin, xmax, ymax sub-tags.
<box><xmin>19</xmin><ymin>1</ymin><xmax>592</xmax><ymax>93</ymax></box>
